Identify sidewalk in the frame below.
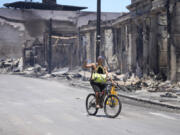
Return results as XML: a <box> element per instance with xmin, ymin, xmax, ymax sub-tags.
<box><xmin>118</xmin><ymin>90</ymin><xmax>180</xmax><ymax>110</ymax></box>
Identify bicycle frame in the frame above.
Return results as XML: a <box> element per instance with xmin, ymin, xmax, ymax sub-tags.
<box><xmin>98</xmin><ymin>84</ymin><xmax>118</xmax><ymax>107</ymax></box>
<box><xmin>110</xmin><ymin>85</ymin><xmax>118</xmax><ymax>96</ymax></box>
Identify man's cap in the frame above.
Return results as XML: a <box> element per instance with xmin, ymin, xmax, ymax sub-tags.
<box><xmin>98</xmin><ymin>56</ymin><xmax>104</xmax><ymax>60</ymax></box>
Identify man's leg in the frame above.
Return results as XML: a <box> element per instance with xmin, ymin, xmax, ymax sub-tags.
<box><xmin>90</xmin><ymin>81</ymin><xmax>101</xmax><ymax>108</ymax></box>
<box><xmin>99</xmin><ymin>83</ymin><xmax>106</xmax><ymax>108</ymax></box>
<box><xmin>95</xmin><ymin>92</ymin><xmax>100</xmax><ymax>108</ymax></box>
<box><xmin>93</xmin><ymin>85</ymin><xmax>101</xmax><ymax>108</ymax></box>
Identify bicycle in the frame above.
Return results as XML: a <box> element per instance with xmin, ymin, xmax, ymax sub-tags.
<box><xmin>86</xmin><ymin>82</ymin><xmax>122</xmax><ymax>118</ymax></box>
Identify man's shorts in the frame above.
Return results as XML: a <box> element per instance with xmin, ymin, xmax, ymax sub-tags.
<box><xmin>90</xmin><ymin>81</ymin><xmax>106</xmax><ymax>92</ymax></box>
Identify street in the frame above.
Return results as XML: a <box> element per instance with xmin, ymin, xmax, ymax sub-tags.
<box><xmin>0</xmin><ymin>74</ymin><xmax>180</xmax><ymax>135</ymax></box>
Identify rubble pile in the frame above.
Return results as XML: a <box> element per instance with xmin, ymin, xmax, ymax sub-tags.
<box><xmin>49</xmin><ymin>67</ymin><xmax>83</xmax><ymax>80</ymax></box>
<box><xmin>51</xmin><ymin>68</ymin><xmax>180</xmax><ymax>97</ymax></box>
<box><xmin>23</xmin><ymin>64</ymin><xmax>47</xmax><ymax>77</ymax></box>
<box><xmin>50</xmin><ymin>68</ymin><xmax>180</xmax><ymax>96</ymax></box>
<box><xmin>0</xmin><ymin>58</ymin><xmax>47</xmax><ymax>76</ymax></box>
<box><xmin>108</xmin><ymin>72</ymin><xmax>180</xmax><ymax>98</ymax></box>
<box><xmin>0</xmin><ymin>58</ymin><xmax>23</xmax><ymax>73</ymax></box>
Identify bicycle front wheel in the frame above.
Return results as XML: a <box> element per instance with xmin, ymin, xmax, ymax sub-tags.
<box><xmin>104</xmin><ymin>95</ymin><xmax>122</xmax><ymax>118</ymax></box>
<box><xmin>86</xmin><ymin>93</ymin><xmax>98</xmax><ymax>116</ymax></box>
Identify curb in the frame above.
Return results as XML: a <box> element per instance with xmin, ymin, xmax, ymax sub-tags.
<box><xmin>74</xmin><ymin>83</ymin><xmax>180</xmax><ymax>110</ymax></box>
<box><xmin>118</xmin><ymin>93</ymin><xmax>180</xmax><ymax>110</ymax></box>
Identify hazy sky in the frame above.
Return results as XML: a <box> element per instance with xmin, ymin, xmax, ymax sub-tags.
<box><xmin>0</xmin><ymin>0</ymin><xmax>131</xmax><ymax>12</ymax></box>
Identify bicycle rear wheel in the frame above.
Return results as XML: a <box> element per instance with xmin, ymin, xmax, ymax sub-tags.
<box><xmin>86</xmin><ymin>93</ymin><xmax>98</xmax><ymax>115</ymax></box>
<box><xmin>104</xmin><ymin>95</ymin><xmax>122</xmax><ymax>118</ymax></box>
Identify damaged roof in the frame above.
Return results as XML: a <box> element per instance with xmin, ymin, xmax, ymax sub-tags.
<box><xmin>4</xmin><ymin>1</ymin><xmax>87</xmax><ymax>11</ymax></box>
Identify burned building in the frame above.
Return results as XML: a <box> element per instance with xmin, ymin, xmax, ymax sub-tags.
<box><xmin>80</xmin><ymin>0</ymin><xmax>180</xmax><ymax>82</ymax></box>
<box><xmin>113</xmin><ymin>0</ymin><xmax>180</xmax><ymax>82</ymax></box>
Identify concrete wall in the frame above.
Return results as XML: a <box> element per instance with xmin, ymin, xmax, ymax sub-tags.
<box><xmin>171</xmin><ymin>1</ymin><xmax>180</xmax><ymax>82</ymax></box>
<box><xmin>157</xmin><ymin>13</ymin><xmax>169</xmax><ymax>78</ymax></box>
<box><xmin>0</xmin><ymin>19</ymin><xmax>25</xmax><ymax>59</ymax></box>
<box><xmin>104</xmin><ymin>29</ymin><xmax>113</xmax><ymax>65</ymax></box>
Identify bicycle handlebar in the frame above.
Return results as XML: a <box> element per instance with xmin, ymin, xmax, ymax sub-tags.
<box><xmin>106</xmin><ymin>81</ymin><xmax>127</xmax><ymax>92</ymax></box>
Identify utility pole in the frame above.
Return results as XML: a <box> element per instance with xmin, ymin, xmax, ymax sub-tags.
<box><xmin>48</xmin><ymin>18</ymin><xmax>52</xmax><ymax>74</ymax></box>
<box><xmin>96</xmin><ymin>0</ymin><xmax>101</xmax><ymax>60</ymax></box>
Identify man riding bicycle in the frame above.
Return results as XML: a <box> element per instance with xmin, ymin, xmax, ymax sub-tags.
<box><xmin>83</xmin><ymin>56</ymin><xmax>112</xmax><ymax>108</ymax></box>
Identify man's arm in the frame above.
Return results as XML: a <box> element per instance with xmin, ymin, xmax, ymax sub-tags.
<box><xmin>104</xmin><ymin>67</ymin><xmax>115</xmax><ymax>85</ymax></box>
<box><xmin>83</xmin><ymin>61</ymin><xmax>95</xmax><ymax>69</ymax></box>
<box><xmin>104</xmin><ymin>67</ymin><xmax>108</xmax><ymax>77</ymax></box>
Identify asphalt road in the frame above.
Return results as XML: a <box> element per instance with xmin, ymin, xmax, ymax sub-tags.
<box><xmin>0</xmin><ymin>74</ymin><xmax>180</xmax><ymax>135</ymax></box>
